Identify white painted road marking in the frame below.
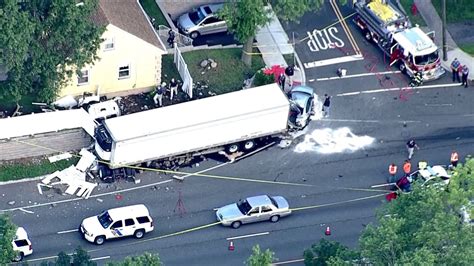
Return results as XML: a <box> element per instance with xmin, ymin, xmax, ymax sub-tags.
<box><xmin>304</xmin><ymin>54</ymin><xmax>363</xmax><ymax>68</ymax></box>
<box><xmin>337</xmin><ymin>83</ymin><xmax>462</xmax><ymax>96</ymax></box>
<box><xmin>321</xmin><ymin>118</ymin><xmax>421</xmax><ymax>124</ymax></box>
<box><xmin>424</xmin><ymin>103</ymin><xmax>453</xmax><ymax>106</ymax></box>
<box><xmin>91</xmin><ymin>256</ymin><xmax>110</xmax><ymax>261</ymax></box>
<box><xmin>27</xmin><ymin>255</ymin><xmax>110</xmax><ymax>263</ymax></box>
<box><xmin>314</xmin><ymin>70</ymin><xmax>401</xmax><ymax>81</ymax></box>
<box><xmin>57</xmin><ymin>229</ymin><xmax>79</xmax><ymax>234</ymax></box>
<box><xmin>273</xmin><ymin>258</ymin><xmax>305</xmax><ymax>265</ymax></box>
<box><xmin>226</xmin><ymin>231</ymin><xmax>270</xmax><ymax>241</ymax></box>
<box><xmin>19</xmin><ymin>208</ymin><xmax>34</xmax><ymax>214</ymax></box>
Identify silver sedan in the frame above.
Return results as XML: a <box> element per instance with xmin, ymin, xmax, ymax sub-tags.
<box><xmin>216</xmin><ymin>195</ymin><xmax>291</xmax><ymax>228</ymax></box>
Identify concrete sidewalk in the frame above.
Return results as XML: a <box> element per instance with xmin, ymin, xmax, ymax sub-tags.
<box><xmin>414</xmin><ymin>0</ymin><xmax>473</xmax><ymax>81</ymax></box>
<box><xmin>255</xmin><ymin>7</ymin><xmax>305</xmax><ymax>85</ymax></box>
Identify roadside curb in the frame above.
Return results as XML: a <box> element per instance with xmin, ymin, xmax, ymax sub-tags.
<box><xmin>0</xmin><ymin>175</ymin><xmax>45</xmax><ymax>186</ymax></box>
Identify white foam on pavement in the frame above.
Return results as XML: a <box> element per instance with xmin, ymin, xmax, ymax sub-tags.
<box><xmin>294</xmin><ymin>127</ymin><xmax>375</xmax><ymax>154</ymax></box>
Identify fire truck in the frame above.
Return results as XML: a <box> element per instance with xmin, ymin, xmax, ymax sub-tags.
<box><xmin>353</xmin><ymin>0</ymin><xmax>445</xmax><ymax>81</ymax></box>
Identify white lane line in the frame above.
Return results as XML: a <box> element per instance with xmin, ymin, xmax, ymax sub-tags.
<box><xmin>226</xmin><ymin>231</ymin><xmax>270</xmax><ymax>241</ymax></box>
<box><xmin>19</xmin><ymin>208</ymin><xmax>34</xmax><ymax>214</ymax></box>
<box><xmin>337</xmin><ymin>83</ymin><xmax>462</xmax><ymax>96</ymax></box>
<box><xmin>304</xmin><ymin>54</ymin><xmax>364</xmax><ymax>69</ymax></box>
<box><xmin>27</xmin><ymin>255</ymin><xmax>109</xmax><ymax>263</ymax></box>
<box><xmin>27</xmin><ymin>255</ymin><xmax>61</xmax><ymax>262</ymax></box>
<box><xmin>1</xmin><ymin>179</ymin><xmax>170</xmax><ymax>212</ymax></box>
<box><xmin>57</xmin><ymin>229</ymin><xmax>79</xmax><ymax>234</ymax></box>
<box><xmin>2</xmin><ymin>158</ymin><xmax>236</xmax><ymax>212</ymax></box>
<box><xmin>91</xmin><ymin>256</ymin><xmax>110</xmax><ymax>261</ymax></box>
<box><xmin>424</xmin><ymin>103</ymin><xmax>453</xmax><ymax>106</ymax></box>
<box><xmin>272</xmin><ymin>258</ymin><xmax>305</xmax><ymax>265</ymax></box>
<box><xmin>321</xmin><ymin>118</ymin><xmax>421</xmax><ymax>123</ymax></box>
<box><xmin>314</xmin><ymin>70</ymin><xmax>401</xmax><ymax>81</ymax></box>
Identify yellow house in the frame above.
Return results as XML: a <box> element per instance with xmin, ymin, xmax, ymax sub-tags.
<box><xmin>59</xmin><ymin>0</ymin><xmax>167</xmax><ymax>98</ymax></box>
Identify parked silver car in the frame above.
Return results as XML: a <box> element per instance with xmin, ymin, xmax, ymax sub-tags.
<box><xmin>288</xmin><ymin>85</ymin><xmax>315</xmax><ymax>129</ymax></box>
<box><xmin>176</xmin><ymin>4</ymin><xmax>227</xmax><ymax>39</ymax></box>
<box><xmin>216</xmin><ymin>195</ymin><xmax>291</xmax><ymax>228</ymax></box>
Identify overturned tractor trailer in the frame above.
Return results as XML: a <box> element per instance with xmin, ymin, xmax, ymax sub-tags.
<box><xmin>353</xmin><ymin>0</ymin><xmax>445</xmax><ymax>81</ymax></box>
<box><xmin>94</xmin><ymin>83</ymin><xmax>309</xmax><ymax>180</ymax></box>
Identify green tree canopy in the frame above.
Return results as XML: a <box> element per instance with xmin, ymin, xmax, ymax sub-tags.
<box><xmin>304</xmin><ymin>239</ymin><xmax>360</xmax><ymax>266</ymax></box>
<box><xmin>219</xmin><ymin>0</ymin><xmax>325</xmax><ymax>66</ymax></box>
<box><xmin>0</xmin><ymin>0</ymin><xmax>104</xmax><ymax>102</ymax></box>
<box><xmin>360</xmin><ymin>159</ymin><xmax>474</xmax><ymax>265</ymax></box>
<box><xmin>245</xmin><ymin>244</ymin><xmax>276</xmax><ymax>266</ymax></box>
<box><xmin>0</xmin><ymin>214</ymin><xmax>18</xmax><ymax>264</ymax></box>
<box><xmin>106</xmin><ymin>252</ymin><xmax>162</xmax><ymax>266</ymax></box>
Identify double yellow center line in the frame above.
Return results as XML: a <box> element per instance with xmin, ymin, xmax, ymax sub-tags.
<box><xmin>330</xmin><ymin>0</ymin><xmax>361</xmax><ymax>55</ymax></box>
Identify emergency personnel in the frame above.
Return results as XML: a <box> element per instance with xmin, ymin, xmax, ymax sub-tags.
<box><xmin>451</xmin><ymin>58</ymin><xmax>461</xmax><ymax>83</ymax></box>
<box><xmin>403</xmin><ymin>160</ymin><xmax>411</xmax><ymax>176</ymax></box>
<box><xmin>461</xmin><ymin>65</ymin><xmax>469</xmax><ymax>88</ymax></box>
<box><xmin>410</xmin><ymin>71</ymin><xmax>423</xmax><ymax>87</ymax></box>
<box><xmin>388</xmin><ymin>163</ymin><xmax>397</xmax><ymax>183</ymax></box>
<box><xmin>406</xmin><ymin>139</ymin><xmax>419</xmax><ymax>160</ymax></box>
<box><xmin>451</xmin><ymin>151</ymin><xmax>459</xmax><ymax>167</ymax></box>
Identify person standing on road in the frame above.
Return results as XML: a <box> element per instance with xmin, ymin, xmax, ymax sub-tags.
<box><xmin>169</xmin><ymin>78</ymin><xmax>178</xmax><ymax>101</ymax></box>
<box><xmin>450</xmin><ymin>151</ymin><xmax>459</xmax><ymax>168</ymax></box>
<box><xmin>322</xmin><ymin>94</ymin><xmax>331</xmax><ymax>117</ymax></box>
<box><xmin>153</xmin><ymin>82</ymin><xmax>165</xmax><ymax>107</ymax></box>
<box><xmin>406</xmin><ymin>139</ymin><xmax>419</xmax><ymax>160</ymax></box>
<box><xmin>461</xmin><ymin>65</ymin><xmax>469</xmax><ymax>88</ymax></box>
<box><xmin>285</xmin><ymin>65</ymin><xmax>295</xmax><ymax>88</ymax></box>
<box><xmin>403</xmin><ymin>160</ymin><xmax>411</xmax><ymax>176</ymax></box>
<box><xmin>388</xmin><ymin>163</ymin><xmax>398</xmax><ymax>183</ymax></box>
<box><xmin>451</xmin><ymin>58</ymin><xmax>461</xmax><ymax>83</ymax></box>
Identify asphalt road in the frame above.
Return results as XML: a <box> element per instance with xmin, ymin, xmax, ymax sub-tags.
<box><xmin>3</xmin><ymin>2</ymin><xmax>474</xmax><ymax>265</ymax></box>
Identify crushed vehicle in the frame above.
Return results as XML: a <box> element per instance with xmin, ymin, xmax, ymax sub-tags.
<box><xmin>93</xmin><ymin>83</ymin><xmax>314</xmax><ymax>182</ymax></box>
<box><xmin>216</xmin><ymin>195</ymin><xmax>291</xmax><ymax>229</ymax></box>
<box><xmin>353</xmin><ymin>0</ymin><xmax>445</xmax><ymax>81</ymax></box>
<box><xmin>395</xmin><ymin>165</ymin><xmax>451</xmax><ymax>192</ymax></box>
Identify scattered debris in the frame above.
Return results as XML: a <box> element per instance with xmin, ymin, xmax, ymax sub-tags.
<box><xmin>41</xmin><ymin>149</ymin><xmax>97</xmax><ymax>199</ymax></box>
<box><xmin>48</xmin><ymin>153</ymin><xmax>73</xmax><ymax>163</ymax></box>
<box><xmin>96</xmin><ymin>198</ymin><xmax>103</xmax><ymax>203</ymax></box>
<box><xmin>19</xmin><ymin>208</ymin><xmax>34</xmax><ymax>214</ymax></box>
<box><xmin>8</xmin><ymin>201</ymin><xmax>15</xmax><ymax>205</ymax></box>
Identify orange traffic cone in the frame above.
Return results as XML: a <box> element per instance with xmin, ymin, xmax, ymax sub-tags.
<box><xmin>228</xmin><ymin>240</ymin><xmax>235</xmax><ymax>251</ymax></box>
<box><xmin>325</xmin><ymin>226</ymin><xmax>331</xmax><ymax>236</ymax></box>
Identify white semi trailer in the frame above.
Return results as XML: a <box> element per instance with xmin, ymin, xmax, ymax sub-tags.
<box><xmin>94</xmin><ymin>83</ymin><xmax>311</xmax><ymax>180</ymax></box>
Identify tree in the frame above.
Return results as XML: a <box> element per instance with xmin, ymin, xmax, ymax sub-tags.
<box><xmin>0</xmin><ymin>214</ymin><xmax>18</xmax><ymax>264</ymax></box>
<box><xmin>106</xmin><ymin>252</ymin><xmax>162</xmax><ymax>266</ymax></box>
<box><xmin>359</xmin><ymin>159</ymin><xmax>474</xmax><ymax>265</ymax></box>
<box><xmin>245</xmin><ymin>244</ymin><xmax>276</xmax><ymax>266</ymax></box>
<box><xmin>0</xmin><ymin>0</ymin><xmax>104</xmax><ymax>102</ymax></box>
<box><xmin>220</xmin><ymin>0</ymin><xmax>345</xmax><ymax>67</ymax></box>
<box><xmin>303</xmin><ymin>239</ymin><xmax>360</xmax><ymax>266</ymax></box>
<box><xmin>55</xmin><ymin>251</ymin><xmax>72</xmax><ymax>266</ymax></box>
<box><xmin>73</xmin><ymin>246</ymin><xmax>96</xmax><ymax>266</ymax></box>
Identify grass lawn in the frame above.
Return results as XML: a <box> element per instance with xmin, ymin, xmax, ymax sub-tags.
<box><xmin>0</xmin><ymin>157</ymin><xmax>80</xmax><ymax>182</ymax></box>
<box><xmin>283</xmin><ymin>53</ymin><xmax>296</xmax><ymax>66</ymax></box>
<box><xmin>139</xmin><ymin>0</ymin><xmax>169</xmax><ymax>27</ymax></box>
<box><xmin>162</xmin><ymin>48</ymin><xmax>265</xmax><ymax>95</ymax></box>
<box><xmin>399</xmin><ymin>0</ymin><xmax>427</xmax><ymax>27</ymax></box>
<box><xmin>0</xmin><ymin>92</ymin><xmax>43</xmax><ymax>116</ymax></box>
<box><xmin>432</xmin><ymin>0</ymin><xmax>474</xmax><ymax>23</ymax></box>
<box><xmin>459</xmin><ymin>43</ymin><xmax>474</xmax><ymax>56</ymax></box>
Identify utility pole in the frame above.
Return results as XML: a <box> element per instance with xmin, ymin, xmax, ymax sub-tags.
<box><xmin>442</xmin><ymin>0</ymin><xmax>448</xmax><ymax>61</ymax></box>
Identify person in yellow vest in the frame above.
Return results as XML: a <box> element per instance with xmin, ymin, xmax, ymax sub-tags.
<box><xmin>451</xmin><ymin>151</ymin><xmax>459</xmax><ymax>167</ymax></box>
<box><xmin>388</xmin><ymin>163</ymin><xmax>397</xmax><ymax>183</ymax></box>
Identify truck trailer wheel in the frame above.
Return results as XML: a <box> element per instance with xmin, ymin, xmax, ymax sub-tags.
<box><xmin>99</xmin><ymin>166</ymin><xmax>113</xmax><ymax>182</ymax></box>
<box><xmin>243</xmin><ymin>140</ymin><xmax>256</xmax><ymax>151</ymax></box>
<box><xmin>227</xmin><ymin>144</ymin><xmax>240</xmax><ymax>153</ymax></box>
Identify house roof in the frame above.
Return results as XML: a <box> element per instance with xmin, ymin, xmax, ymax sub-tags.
<box><xmin>92</xmin><ymin>0</ymin><xmax>164</xmax><ymax>50</ymax></box>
